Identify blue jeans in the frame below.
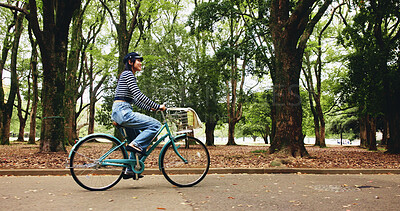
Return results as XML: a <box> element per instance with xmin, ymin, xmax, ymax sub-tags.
<box><xmin>111</xmin><ymin>101</ymin><xmax>161</xmax><ymax>152</ymax></box>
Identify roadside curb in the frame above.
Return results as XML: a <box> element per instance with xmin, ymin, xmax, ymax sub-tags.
<box><xmin>1</xmin><ymin>168</ymin><xmax>400</xmax><ymax>176</ymax></box>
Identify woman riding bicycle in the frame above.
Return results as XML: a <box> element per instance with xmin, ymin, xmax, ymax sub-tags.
<box><xmin>112</xmin><ymin>52</ymin><xmax>166</xmax><ymax>179</ymax></box>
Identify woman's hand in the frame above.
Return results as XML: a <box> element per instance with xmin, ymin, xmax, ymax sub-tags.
<box><xmin>159</xmin><ymin>104</ymin><xmax>166</xmax><ymax>111</ymax></box>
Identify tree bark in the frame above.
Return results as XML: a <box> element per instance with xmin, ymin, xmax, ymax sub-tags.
<box><xmin>87</xmin><ymin>55</ymin><xmax>107</xmax><ymax>135</ymax></box>
<box><xmin>269</xmin><ymin>0</ymin><xmax>331</xmax><ymax>157</ymax></box>
<box><xmin>25</xmin><ymin>0</ymin><xmax>82</xmax><ymax>152</ymax></box>
<box><xmin>28</xmin><ymin>27</ymin><xmax>38</xmax><ymax>145</ymax></box>
<box><xmin>16</xmin><ymin>84</ymin><xmax>31</xmax><ymax>142</ymax></box>
<box><xmin>382</xmin><ymin>118</ymin><xmax>389</xmax><ymax>146</ymax></box>
<box><xmin>1</xmin><ymin>7</ymin><xmax>25</xmax><ymax>145</ymax></box>
<box><xmin>359</xmin><ymin>114</ymin><xmax>368</xmax><ymax>148</ymax></box>
<box><xmin>386</xmin><ymin>70</ymin><xmax>400</xmax><ymax>153</ymax></box>
<box><xmin>205</xmin><ymin>121</ymin><xmax>216</xmax><ymax>146</ymax></box>
<box><xmin>226</xmin><ymin>57</ymin><xmax>245</xmax><ymax>146</ymax></box>
<box><xmin>64</xmin><ymin>4</ymin><xmax>83</xmax><ymax>145</ymax></box>
<box><xmin>227</xmin><ymin>121</ymin><xmax>237</xmax><ymax>145</ymax></box>
<box><xmin>387</xmin><ymin>111</ymin><xmax>400</xmax><ymax>154</ymax></box>
<box><xmin>269</xmin><ymin>24</ymin><xmax>307</xmax><ymax>156</ymax></box>
<box><xmin>263</xmin><ymin>124</ymin><xmax>270</xmax><ymax>144</ymax></box>
<box><xmin>0</xmin><ymin>14</ymin><xmax>14</xmax><ymax>145</ymax></box>
<box><xmin>367</xmin><ymin>114</ymin><xmax>377</xmax><ymax>151</ymax></box>
<box><xmin>302</xmin><ymin>53</ymin><xmax>321</xmax><ymax>147</ymax></box>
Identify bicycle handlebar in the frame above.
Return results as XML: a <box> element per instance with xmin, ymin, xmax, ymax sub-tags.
<box><xmin>159</xmin><ymin>108</ymin><xmax>168</xmax><ymax>123</ymax></box>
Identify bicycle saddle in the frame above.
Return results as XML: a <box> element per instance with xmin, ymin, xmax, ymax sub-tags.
<box><xmin>112</xmin><ymin>121</ymin><xmax>121</xmax><ymax>128</ymax></box>
<box><xmin>112</xmin><ymin>121</ymin><xmax>128</xmax><ymax>138</ymax></box>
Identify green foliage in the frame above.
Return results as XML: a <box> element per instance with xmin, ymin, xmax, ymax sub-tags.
<box><xmin>187</xmin><ymin>1</ymin><xmax>234</xmax><ymax>34</ymax></box>
<box><xmin>238</xmin><ymin>91</ymin><xmax>272</xmax><ymax>141</ymax></box>
<box><xmin>327</xmin><ymin>110</ymin><xmax>359</xmax><ymax>141</ymax></box>
<box><xmin>338</xmin><ymin>0</ymin><xmax>400</xmax><ymax>118</ymax></box>
<box><xmin>95</xmin><ymin>78</ymin><xmax>116</xmax><ymax>130</ymax></box>
<box><xmin>300</xmin><ymin>88</ymin><xmax>314</xmax><ymax>136</ymax></box>
<box><xmin>6</xmin><ymin>0</ymin><xmax>399</xmax><ymax>151</ymax></box>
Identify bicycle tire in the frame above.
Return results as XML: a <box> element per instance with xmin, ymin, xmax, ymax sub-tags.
<box><xmin>69</xmin><ymin>134</ymin><xmax>127</xmax><ymax>191</ymax></box>
<box><xmin>160</xmin><ymin>136</ymin><xmax>210</xmax><ymax>187</ymax></box>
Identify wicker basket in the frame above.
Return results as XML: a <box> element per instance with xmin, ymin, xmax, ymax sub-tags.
<box><xmin>166</xmin><ymin>108</ymin><xmax>202</xmax><ymax>136</ymax></box>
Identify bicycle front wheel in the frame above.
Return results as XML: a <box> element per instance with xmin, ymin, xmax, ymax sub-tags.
<box><xmin>69</xmin><ymin>134</ymin><xmax>127</xmax><ymax>191</ymax></box>
<box><xmin>160</xmin><ymin>136</ymin><xmax>210</xmax><ymax>187</ymax></box>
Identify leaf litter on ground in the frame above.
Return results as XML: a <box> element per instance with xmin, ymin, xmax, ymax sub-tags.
<box><xmin>0</xmin><ymin>142</ymin><xmax>399</xmax><ymax>169</ymax></box>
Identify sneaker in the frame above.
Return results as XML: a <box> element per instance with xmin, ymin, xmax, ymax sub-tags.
<box><xmin>126</xmin><ymin>144</ymin><xmax>145</xmax><ymax>155</ymax></box>
<box><xmin>122</xmin><ymin>169</ymin><xmax>135</xmax><ymax>179</ymax></box>
<box><xmin>122</xmin><ymin>169</ymin><xmax>144</xmax><ymax>180</ymax></box>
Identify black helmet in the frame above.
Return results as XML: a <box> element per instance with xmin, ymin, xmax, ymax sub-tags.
<box><xmin>123</xmin><ymin>52</ymin><xmax>143</xmax><ymax>64</ymax></box>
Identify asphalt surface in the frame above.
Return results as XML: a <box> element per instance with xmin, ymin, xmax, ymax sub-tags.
<box><xmin>1</xmin><ymin>173</ymin><xmax>400</xmax><ymax>210</ymax></box>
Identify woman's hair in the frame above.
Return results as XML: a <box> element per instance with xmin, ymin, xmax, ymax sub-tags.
<box><xmin>123</xmin><ymin>52</ymin><xmax>143</xmax><ymax>64</ymax></box>
<box><xmin>118</xmin><ymin>52</ymin><xmax>143</xmax><ymax>79</ymax></box>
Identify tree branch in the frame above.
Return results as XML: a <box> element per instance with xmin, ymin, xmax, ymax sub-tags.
<box><xmin>99</xmin><ymin>0</ymin><xmax>118</xmax><ymax>27</ymax></box>
<box><xmin>298</xmin><ymin>0</ymin><xmax>332</xmax><ymax>51</ymax></box>
<box><xmin>0</xmin><ymin>2</ymin><xmax>28</xmax><ymax>14</ymax></box>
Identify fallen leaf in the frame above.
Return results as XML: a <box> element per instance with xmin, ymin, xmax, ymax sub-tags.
<box><xmin>1</xmin><ymin>144</ymin><xmax>400</xmax><ymax>169</ymax></box>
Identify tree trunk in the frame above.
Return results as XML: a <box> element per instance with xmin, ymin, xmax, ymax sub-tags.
<box><xmin>263</xmin><ymin>124</ymin><xmax>270</xmax><ymax>144</ymax></box>
<box><xmin>0</xmin><ymin>14</ymin><xmax>14</xmax><ymax>145</ymax></box>
<box><xmin>320</xmin><ymin>121</ymin><xmax>326</xmax><ymax>147</ymax></box>
<box><xmin>1</xmin><ymin>8</ymin><xmax>24</xmax><ymax>145</ymax></box>
<box><xmin>26</xmin><ymin>0</ymin><xmax>82</xmax><ymax>152</ymax></box>
<box><xmin>268</xmin><ymin>0</ymin><xmax>331</xmax><ymax>157</ymax></box>
<box><xmin>367</xmin><ymin>114</ymin><xmax>377</xmax><ymax>151</ymax></box>
<box><xmin>386</xmin><ymin>79</ymin><xmax>400</xmax><ymax>153</ymax></box>
<box><xmin>269</xmin><ymin>37</ymin><xmax>307</xmax><ymax>156</ymax></box>
<box><xmin>366</xmin><ymin>0</ymin><xmax>400</xmax><ymax>154</ymax></box>
<box><xmin>269</xmin><ymin>77</ymin><xmax>307</xmax><ymax>156</ymax></box>
<box><xmin>16</xmin><ymin>86</ymin><xmax>30</xmax><ymax>142</ymax></box>
<box><xmin>227</xmin><ymin>121</ymin><xmax>237</xmax><ymax>145</ymax></box>
<box><xmin>315</xmin><ymin>98</ymin><xmax>326</xmax><ymax>147</ymax></box>
<box><xmin>65</xmin><ymin>5</ymin><xmax>83</xmax><ymax>145</ymax></box>
<box><xmin>314</xmin><ymin>119</ymin><xmax>321</xmax><ymax>146</ymax></box>
<box><xmin>387</xmin><ymin>111</ymin><xmax>400</xmax><ymax>154</ymax></box>
<box><xmin>28</xmin><ymin>28</ymin><xmax>38</xmax><ymax>145</ymax></box>
<box><xmin>302</xmin><ymin>51</ymin><xmax>321</xmax><ymax>147</ymax></box>
<box><xmin>39</xmin><ymin>55</ymin><xmax>67</xmax><ymax>152</ymax></box>
<box><xmin>226</xmin><ymin>57</ymin><xmax>245</xmax><ymax>146</ymax></box>
<box><xmin>88</xmin><ymin>92</ymin><xmax>96</xmax><ymax>134</ymax></box>
<box><xmin>382</xmin><ymin>118</ymin><xmax>389</xmax><ymax>146</ymax></box>
<box><xmin>205</xmin><ymin>121</ymin><xmax>216</xmax><ymax>146</ymax></box>
<box><xmin>359</xmin><ymin>115</ymin><xmax>368</xmax><ymax>148</ymax></box>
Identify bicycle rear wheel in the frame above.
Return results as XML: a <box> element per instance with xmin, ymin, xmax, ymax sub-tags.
<box><xmin>69</xmin><ymin>134</ymin><xmax>127</xmax><ymax>191</ymax></box>
<box><xmin>160</xmin><ymin>136</ymin><xmax>210</xmax><ymax>187</ymax></box>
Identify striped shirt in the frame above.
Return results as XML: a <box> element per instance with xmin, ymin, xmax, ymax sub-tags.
<box><xmin>114</xmin><ymin>70</ymin><xmax>160</xmax><ymax>111</ymax></box>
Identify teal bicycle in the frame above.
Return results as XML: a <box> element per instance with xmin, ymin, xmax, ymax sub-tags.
<box><xmin>68</xmin><ymin>108</ymin><xmax>210</xmax><ymax>191</ymax></box>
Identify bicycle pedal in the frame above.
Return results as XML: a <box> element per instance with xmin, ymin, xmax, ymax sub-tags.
<box><xmin>132</xmin><ymin>174</ymin><xmax>144</xmax><ymax>180</ymax></box>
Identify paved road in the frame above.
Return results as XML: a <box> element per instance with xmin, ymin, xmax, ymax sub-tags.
<box><xmin>1</xmin><ymin>174</ymin><xmax>400</xmax><ymax>210</ymax></box>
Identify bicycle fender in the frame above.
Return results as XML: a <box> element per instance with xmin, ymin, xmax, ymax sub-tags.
<box><xmin>158</xmin><ymin>133</ymin><xmax>187</xmax><ymax>170</ymax></box>
<box><xmin>68</xmin><ymin>133</ymin><xmax>124</xmax><ymax>159</ymax></box>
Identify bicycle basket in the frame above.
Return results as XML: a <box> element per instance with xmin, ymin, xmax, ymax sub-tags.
<box><xmin>166</xmin><ymin>108</ymin><xmax>202</xmax><ymax>135</ymax></box>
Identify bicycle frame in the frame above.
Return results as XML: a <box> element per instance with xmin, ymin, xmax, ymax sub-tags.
<box><xmin>68</xmin><ymin>111</ymin><xmax>188</xmax><ymax>174</ymax></box>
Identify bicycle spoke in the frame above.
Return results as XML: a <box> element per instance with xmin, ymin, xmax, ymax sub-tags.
<box><xmin>161</xmin><ymin>136</ymin><xmax>210</xmax><ymax>187</ymax></box>
<box><xmin>69</xmin><ymin>135</ymin><xmax>127</xmax><ymax>191</ymax></box>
